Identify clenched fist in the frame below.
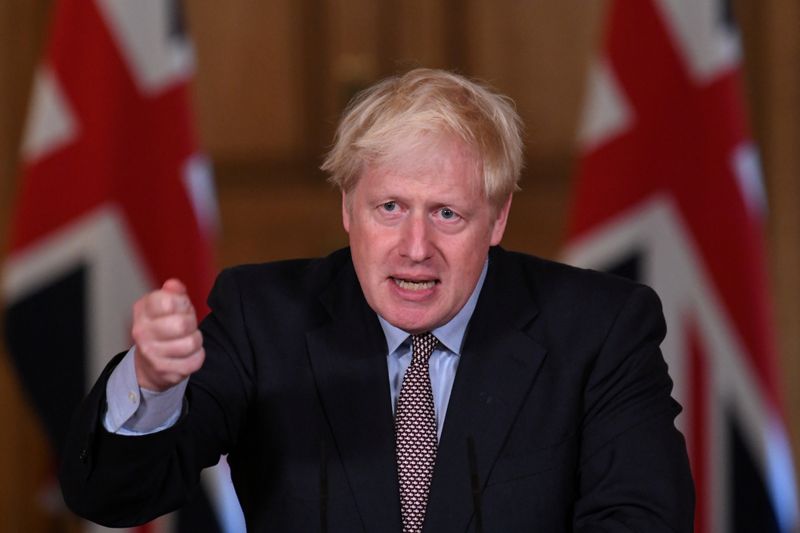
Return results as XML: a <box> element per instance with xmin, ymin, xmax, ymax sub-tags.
<box><xmin>132</xmin><ymin>279</ymin><xmax>205</xmax><ymax>391</ymax></box>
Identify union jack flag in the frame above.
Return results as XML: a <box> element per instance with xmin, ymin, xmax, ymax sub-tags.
<box><xmin>2</xmin><ymin>0</ymin><xmax>241</xmax><ymax>531</ymax></box>
<box><xmin>564</xmin><ymin>1</ymin><xmax>799</xmax><ymax>531</ymax></box>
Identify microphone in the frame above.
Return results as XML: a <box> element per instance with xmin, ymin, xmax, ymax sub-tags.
<box><xmin>320</xmin><ymin>439</ymin><xmax>329</xmax><ymax>533</ymax></box>
<box><xmin>467</xmin><ymin>436</ymin><xmax>484</xmax><ymax>533</ymax></box>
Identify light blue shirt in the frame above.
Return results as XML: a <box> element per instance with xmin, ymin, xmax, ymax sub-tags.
<box><xmin>105</xmin><ymin>260</ymin><xmax>488</xmax><ymax>436</ymax></box>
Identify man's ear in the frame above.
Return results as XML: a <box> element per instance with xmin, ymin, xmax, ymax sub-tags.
<box><xmin>489</xmin><ymin>194</ymin><xmax>513</xmax><ymax>246</ymax></box>
<box><xmin>341</xmin><ymin>193</ymin><xmax>351</xmax><ymax>233</ymax></box>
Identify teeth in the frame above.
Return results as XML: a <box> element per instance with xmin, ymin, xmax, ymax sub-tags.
<box><xmin>394</xmin><ymin>278</ymin><xmax>435</xmax><ymax>291</ymax></box>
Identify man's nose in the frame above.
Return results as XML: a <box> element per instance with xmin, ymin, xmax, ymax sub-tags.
<box><xmin>400</xmin><ymin>213</ymin><xmax>433</xmax><ymax>262</ymax></box>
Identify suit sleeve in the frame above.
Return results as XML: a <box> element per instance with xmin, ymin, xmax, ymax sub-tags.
<box><xmin>573</xmin><ymin>285</ymin><xmax>695</xmax><ymax>532</ymax></box>
<box><xmin>59</xmin><ymin>268</ymin><xmax>256</xmax><ymax>527</ymax></box>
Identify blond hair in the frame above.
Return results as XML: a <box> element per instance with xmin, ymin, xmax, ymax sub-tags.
<box><xmin>321</xmin><ymin>68</ymin><xmax>524</xmax><ymax>206</ymax></box>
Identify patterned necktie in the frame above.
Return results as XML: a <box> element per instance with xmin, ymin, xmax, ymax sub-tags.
<box><xmin>395</xmin><ymin>332</ymin><xmax>439</xmax><ymax>533</ymax></box>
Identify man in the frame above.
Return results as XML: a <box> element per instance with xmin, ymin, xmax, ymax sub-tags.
<box><xmin>61</xmin><ymin>69</ymin><xmax>694</xmax><ymax>531</ymax></box>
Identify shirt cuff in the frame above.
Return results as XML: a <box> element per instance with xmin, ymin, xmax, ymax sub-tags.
<box><xmin>103</xmin><ymin>346</ymin><xmax>187</xmax><ymax>435</ymax></box>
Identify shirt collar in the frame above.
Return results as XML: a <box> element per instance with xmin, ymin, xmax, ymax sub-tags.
<box><xmin>378</xmin><ymin>259</ymin><xmax>488</xmax><ymax>356</ymax></box>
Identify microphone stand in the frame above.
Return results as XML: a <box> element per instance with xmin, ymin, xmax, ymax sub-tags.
<box><xmin>467</xmin><ymin>436</ymin><xmax>484</xmax><ymax>533</ymax></box>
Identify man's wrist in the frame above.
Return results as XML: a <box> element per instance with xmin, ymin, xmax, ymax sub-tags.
<box><xmin>104</xmin><ymin>347</ymin><xmax>187</xmax><ymax>434</ymax></box>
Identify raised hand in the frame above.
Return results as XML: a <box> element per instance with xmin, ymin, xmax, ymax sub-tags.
<box><xmin>131</xmin><ymin>279</ymin><xmax>205</xmax><ymax>391</ymax></box>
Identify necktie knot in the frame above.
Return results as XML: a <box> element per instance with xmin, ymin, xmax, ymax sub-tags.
<box><xmin>410</xmin><ymin>332</ymin><xmax>438</xmax><ymax>366</ymax></box>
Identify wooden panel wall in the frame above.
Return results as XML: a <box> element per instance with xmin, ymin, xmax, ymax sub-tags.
<box><xmin>0</xmin><ymin>1</ymin><xmax>797</xmax><ymax>530</ymax></box>
<box><xmin>190</xmin><ymin>0</ymin><xmax>305</xmax><ymax>160</ymax></box>
<box><xmin>759</xmin><ymin>0</ymin><xmax>800</xmax><ymax>470</ymax></box>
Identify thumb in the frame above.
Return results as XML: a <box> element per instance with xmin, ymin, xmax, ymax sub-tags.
<box><xmin>162</xmin><ymin>278</ymin><xmax>187</xmax><ymax>295</ymax></box>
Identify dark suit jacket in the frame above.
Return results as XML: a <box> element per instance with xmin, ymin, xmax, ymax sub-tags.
<box><xmin>60</xmin><ymin>247</ymin><xmax>694</xmax><ymax>531</ymax></box>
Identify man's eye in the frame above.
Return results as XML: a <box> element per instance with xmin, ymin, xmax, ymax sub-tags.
<box><xmin>382</xmin><ymin>201</ymin><xmax>397</xmax><ymax>212</ymax></box>
<box><xmin>440</xmin><ymin>207</ymin><xmax>457</xmax><ymax>220</ymax></box>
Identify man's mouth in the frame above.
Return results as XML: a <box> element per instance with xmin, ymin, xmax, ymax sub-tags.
<box><xmin>392</xmin><ymin>277</ymin><xmax>437</xmax><ymax>291</ymax></box>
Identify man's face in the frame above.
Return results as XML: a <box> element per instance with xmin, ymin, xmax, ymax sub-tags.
<box><xmin>343</xmin><ymin>135</ymin><xmax>511</xmax><ymax>333</ymax></box>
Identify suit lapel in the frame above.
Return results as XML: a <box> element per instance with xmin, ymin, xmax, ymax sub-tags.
<box><xmin>425</xmin><ymin>249</ymin><xmax>547</xmax><ymax>532</ymax></box>
<box><xmin>305</xmin><ymin>261</ymin><xmax>403</xmax><ymax>532</ymax></box>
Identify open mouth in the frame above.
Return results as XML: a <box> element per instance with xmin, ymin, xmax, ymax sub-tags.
<box><xmin>392</xmin><ymin>277</ymin><xmax>437</xmax><ymax>291</ymax></box>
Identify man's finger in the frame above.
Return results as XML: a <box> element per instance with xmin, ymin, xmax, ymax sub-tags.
<box><xmin>143</xmin><ymin>290</ymin><xmax>193</xmax><ymax>317</ymax></box>
<box><xmin>138</xmin><ymin>332</ymin><xmax>203</xmax><ymax>362</ymax></box>
<box><xmin>138</xmin><ymin>313</ymin><xmax>198</xmax><ymax>342</ymax></box>
<box><xmin>162</xmin><ymin>278</ymin><xmax>187</xmax><ymax>295</ymax></box>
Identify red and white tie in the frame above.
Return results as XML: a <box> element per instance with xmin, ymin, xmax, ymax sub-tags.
<box><xmin>395</xmin><ymin>332</ymin><xmax>439</xmax><ymax>533</ymax></box>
